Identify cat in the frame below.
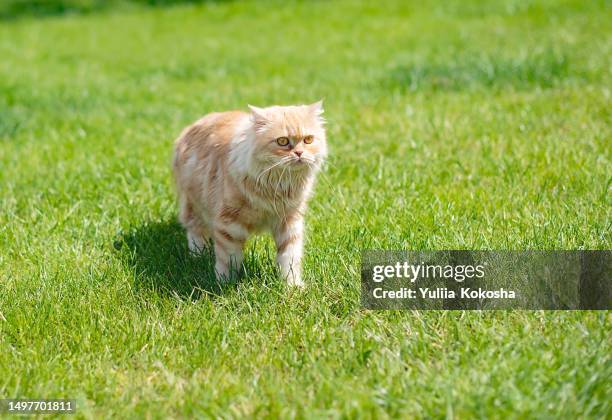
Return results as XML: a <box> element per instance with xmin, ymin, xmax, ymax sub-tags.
<box><xmin>172</xmin><ymin>101</ymin><xmax>327</xmax><ymax>287</ymax></box>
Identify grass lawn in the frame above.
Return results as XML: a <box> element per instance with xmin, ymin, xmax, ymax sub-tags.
<box><xmin>0</xmin><ymin>0</ymin><xmax>610</xmax><ymax>417</ymax></box>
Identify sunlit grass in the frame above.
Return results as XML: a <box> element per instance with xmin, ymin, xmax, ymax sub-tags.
<box><xmin>0</xmin><ymin>0</ymin><xmax>610</xmax><ymax>417</ymax></box>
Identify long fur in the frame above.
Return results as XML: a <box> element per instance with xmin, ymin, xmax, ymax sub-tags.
<box><xmin>173</xmin><ymin>102</ymin><xmax>326</xmax><ymax>286</ymax></box>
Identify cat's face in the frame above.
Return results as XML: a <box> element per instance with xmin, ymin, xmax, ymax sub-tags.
<box><xmin>248</xmin><ymin>102</ymin><xmax>327</xmax><ymax>173</ymax></box>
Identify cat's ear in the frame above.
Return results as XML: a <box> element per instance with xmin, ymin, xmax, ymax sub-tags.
<box><xmin>248</xmin><ymin>105</ymin><xmax>270</xmax><ymax>132</ymax></box>
<box><xmin>248</xmin><ymin>105</ymin><xmax>268</xmax><ymax>122</ymax></box>
<box><xmin>308</xmin><ymin>100</ymin><xmax>324</xmax><ymax>116</ymax></box>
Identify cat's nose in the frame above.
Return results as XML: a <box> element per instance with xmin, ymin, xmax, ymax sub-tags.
<box><xmin>294</xmin><ymin>150</ymin><xmax>303</xmax><ymax>158</ymax></box>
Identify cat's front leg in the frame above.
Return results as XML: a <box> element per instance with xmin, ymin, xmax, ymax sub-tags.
<box><xmin>213</xmin><ymin>226</ymin><xmax>245</xmax><ymax>282</ymax></box>
<box><xmin>273</xmin><ymin>215</ymin><xmax>305</xmax><ymax>287</ymax></box>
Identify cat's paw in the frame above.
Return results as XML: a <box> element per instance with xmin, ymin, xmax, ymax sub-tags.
<box><xmin>286</xmin><ymin>275</ymin><xmax>305</xmax><ymax>288</ymax></box>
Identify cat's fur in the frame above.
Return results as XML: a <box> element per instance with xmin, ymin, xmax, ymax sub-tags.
<box><xmin>172</xmin><ymin>102</ymin><xmax>326</xmax><ymax>286</ymax></box>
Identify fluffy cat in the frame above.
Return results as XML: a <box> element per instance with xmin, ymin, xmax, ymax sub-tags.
<box><xmin>172</xmin><ymin>102</ymin><xmax>327</xmax><ymax>286</ymax></box>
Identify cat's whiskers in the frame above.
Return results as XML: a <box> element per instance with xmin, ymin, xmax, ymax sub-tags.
<box><xmin>255</xmin><ymin>158</ymin><xmax>290</xmax><ymax>188</ymax></box>
<box><xmin>256</xmin><ymin>160</ymin><xmax>284</xmax><ymax>186</ymax></box>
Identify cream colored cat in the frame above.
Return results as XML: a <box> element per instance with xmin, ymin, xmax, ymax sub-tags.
<box><xmin>172</xmin><ymin>102</ymin><xmax>326</xmax><ymax>286</ymax></box>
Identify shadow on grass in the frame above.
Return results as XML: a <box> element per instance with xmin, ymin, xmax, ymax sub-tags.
<box><xmin>0</xmin><ymin>0</ymin><xmax>230</xmax><ymax>21</ymax></box>
<box><xmin>116</xmin><ymin>219</ymin><xmax>225</xmax><ymax>300</ymax></box>
<box><xmin>115</xmin><ymin>219</ymin><xmax>276</xmax><ymax>300</ymax></box>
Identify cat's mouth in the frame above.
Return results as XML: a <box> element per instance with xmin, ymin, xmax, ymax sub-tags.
<box><xmin>291</xmin><ymin>157</ymin><xmax>314</xmax><ymax>167</ymax></box>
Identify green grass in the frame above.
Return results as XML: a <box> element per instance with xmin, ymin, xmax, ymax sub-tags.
<box><xmin>1</xmin><ymin>0</ymin><xmax>611</xmax><ymax>417</ymax></box>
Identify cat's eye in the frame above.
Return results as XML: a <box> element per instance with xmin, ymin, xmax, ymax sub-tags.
<box><xmin>276</xmin><ymin>137</ymin><xmax>289</xmax><ymax>146</ymax></box>
<box><xmin>303</xmin><ymin>135</ymin><xmax>314</xmax><ymax>144</ymax></box>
